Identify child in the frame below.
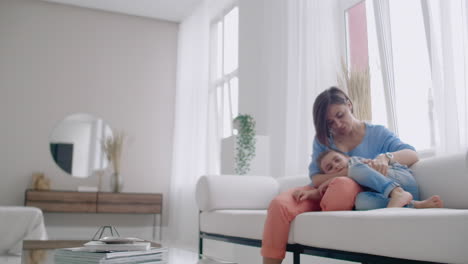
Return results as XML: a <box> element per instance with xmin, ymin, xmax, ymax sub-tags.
<box><xmin>295</xmin><ymin>149</ymin><xmax>443</xmax><ymax>210</ymax></box>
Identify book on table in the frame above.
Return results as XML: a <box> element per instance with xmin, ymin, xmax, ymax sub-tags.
<box><xmin>54</xmin><ymin>237</ymin><xmax>168</xmax><ymax>264</ymax></box>
<box><xmin>83</xmin><ymin>240</ymin><xmax>151</xmax><ymax>251</ymax></box>
<box><xmin>55</xmin><ymin>247</ymin><xmax>168</xmax><ymax>264</ymax></box>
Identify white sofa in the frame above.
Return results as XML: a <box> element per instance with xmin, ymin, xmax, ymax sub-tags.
<box><xmin>195</xmin><ymin>151</ymin><xmax>468</xmax><ymax>264</ymax></box>
<box><xmin>0</xmin><ymin>206</ymin><xmax>48</xmax><ymax>255</ymax></box>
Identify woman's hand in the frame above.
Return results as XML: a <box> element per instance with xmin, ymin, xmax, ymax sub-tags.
<box><xmin>367</xmin><ymin>154</ymin><xmax>389</xmax><ymax>176</ymax></box>
<box><xmin>292</xmin><ymin>189</ymin><xmax>321</xmax><ymax>202</ymax></box>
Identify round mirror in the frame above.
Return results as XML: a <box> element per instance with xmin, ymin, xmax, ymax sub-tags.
<box><xmin>49</xmin><ymin>113</ymin><xmax>112</xmax><ymax>178</ymax></box>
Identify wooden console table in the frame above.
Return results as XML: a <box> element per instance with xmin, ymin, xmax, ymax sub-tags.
<box><xmin>24</xmin><ymin>190</ymin><xmax>162</xmax><ymax>240</ymax></box>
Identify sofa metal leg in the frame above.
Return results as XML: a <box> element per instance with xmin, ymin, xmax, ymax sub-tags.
<box><xmin>293</xmin><ymin>251</ymin><xmax>300</xmax><ymax>264</ymax></box>
<box><xmin>199</xmin><ymin>236</ymin><xmax>203</xmax><ymax>258</ymax></box>
<box><xmin>198</xmin><ymin>211</ymin><xmax>203</xmax><ymax>258</ymax></box>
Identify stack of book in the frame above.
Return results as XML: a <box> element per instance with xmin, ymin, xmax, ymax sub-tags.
<box><xmin>54</xmin><ymin>237</ymin><xmax>168</xmax><ymax>264</ymax></box>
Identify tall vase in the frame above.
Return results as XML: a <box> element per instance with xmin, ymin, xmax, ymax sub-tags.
<box><xmin>110</xmin><ymin>172</ymin><xmax>123</xmax><ymax>192</ymax></box>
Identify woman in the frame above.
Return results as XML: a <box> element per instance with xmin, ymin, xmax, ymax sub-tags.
<box><xmin>261</xmin><ymin>87</ymin><xmax>419</xmax><ymax>264</ymax></box>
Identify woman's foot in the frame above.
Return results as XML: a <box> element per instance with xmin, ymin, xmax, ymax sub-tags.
<box><xmin>413</xmin><ymin>195</ymin><xmax>444</xmax><ymax>209</ymax></box>
<box><xmin>387</xmin><ymin>187</ymin><xmax>413</xmax><ymax>208</ymax></box>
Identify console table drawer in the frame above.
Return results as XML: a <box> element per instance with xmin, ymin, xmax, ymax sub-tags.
<box><xmin>25</xmin><ymin>201</ymin><xmax>97</xmax><ymax>213</ymax></box>
<box><xmin>25</xmin><ymin>190</ymin><xmax>162</xmax><ymax>214</ymax></box>
<box><xmin>26</xmin><ymin>190</ymin><xmax>97</xmax><ymax>203</ymax></box>
<box><xmin>24</xmin><ymin>190</ymin><xmax>163</xmax><ymax>240</ymax></box>
<box><xmin>97</xmin><ymin>193</ymin><xmax>162</xmax><ymax>214</ymax></box>
<box><xmin>97</xmin><ymin>203</ymin><xmax>161</xmax><ymax>214</ymax></box>
<box><xmin>25</xmin><ymin>190</ymin><xmax>97</xmax><ymax>213</ymax></box>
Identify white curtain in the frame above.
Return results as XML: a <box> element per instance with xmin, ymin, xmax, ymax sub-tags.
<box><xmin>166</xmin><ymin>0</ymin><xmax>233</xmax><ymax>249</ymax></box>
<box><xmin>283</xmin><ymin>0</ymin><xmax>341</xmax><ymax>177</ymax></box>
<box><xmin>422</xmin><ymin>0</ymin><xmax>468</xmax><ymax>154</ymax></box>
<box><xmin>372</xmin><ymin>0</ymin><xmax>399</xmax><ymax>134</ymax></box>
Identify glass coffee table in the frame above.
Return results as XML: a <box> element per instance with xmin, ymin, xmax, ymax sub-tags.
<box><xmin>18</xmin><ymin>240</ymin><xmax>236</xmax><ymax>264</ymax></box>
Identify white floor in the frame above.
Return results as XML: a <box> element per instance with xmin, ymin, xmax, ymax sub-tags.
<box><xmin>172</xmin><ymin>239</ymin><xmax>358</xmax><ymax>264</ymax></box>
<box><xmin>0</xmin><ymin>241</ymin><xmax>359</xmax><ymax>264</ymax></box>
<box><xmin>0</xmin><ymin>255</ymin><xmax>21</xmax><ymax>264</ymax></box>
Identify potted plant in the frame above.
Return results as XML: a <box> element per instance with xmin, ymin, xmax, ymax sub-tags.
<box><xmin>233</xmin><ymin>114</ymin><xmax>256</xmax><ymax>175</ymax></box>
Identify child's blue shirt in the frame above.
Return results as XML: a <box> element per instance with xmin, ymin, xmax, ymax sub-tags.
<box><xmin>308</xmin><ymin>123</ymin><xmax>416</xmax><ymax>185</ymax></box>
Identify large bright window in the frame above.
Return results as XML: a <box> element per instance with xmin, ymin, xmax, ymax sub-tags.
<box><xmin>345</xmin><ymin>0</ymin><xmax>434</xmax><ymax>152</ymax></box>
<box><xmin>210</xmin><ymin>6</ymin><xmax>239</xmax><ymax>139</ymax></box>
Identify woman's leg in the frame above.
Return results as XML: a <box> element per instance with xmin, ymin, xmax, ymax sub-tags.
<box><xmin>320</xmin><ymin>177</ymin><xmax>363</xmax><ymax>211</ymax></box>
<box><xmin>262</xmin><ymin>186</ymin><xmax>320</xmax><ymax>263</ymax></box>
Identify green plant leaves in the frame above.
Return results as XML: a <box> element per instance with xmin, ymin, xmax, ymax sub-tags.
<box><xmin>233</xmin><ymin>114</ymin><xmax>256</xmax><ymax>175</ymax></box>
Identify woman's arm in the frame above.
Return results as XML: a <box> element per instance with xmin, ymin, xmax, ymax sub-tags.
<box><xmin>391</xmin><ymin>149</ymin><xmax>419</xmax><ymax>166</ymax></box>
<box><xmin>370</xmin><ymin>149</ymin><xmax>419</xmax><ymax>175</ymax></box>
<box><xmin>374</xmin><ymin>149</ymin><xmax>419</xmax><ymax>166</ymax></box>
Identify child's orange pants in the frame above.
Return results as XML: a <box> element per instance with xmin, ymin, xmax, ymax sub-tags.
<box><xmin>261</xmin><ymin>177</ymin><xmax>362</xmax><ymax>259</ymax></box>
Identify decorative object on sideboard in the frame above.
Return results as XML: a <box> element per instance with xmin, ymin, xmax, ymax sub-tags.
<box><xmin>31</xmin><ymin>172</ymin><xmax>51</xmax><ymax>190</ymax></box>
<box><xmin>102</xmin><ymin>131</ymin><xmax>126</xmax><ymax>192</ymax></box>
<box><xmin>337</xmin><ymin>58</ymin><xmax>372</xmax><ymax>122</ymax></box>
<box><xmin>94</xmin><ymin>169</ymin><xmax>106</xmax><ymax>192</ymax></box>
<box><xmin>26</xmin><ymin>248</ymin><xmax>46</xmax><ymax>264</ymax></box>
<box><xmin>233</xmin><ymin>114</ymin><xmax>256</xmax><ymax>175</ymax></box>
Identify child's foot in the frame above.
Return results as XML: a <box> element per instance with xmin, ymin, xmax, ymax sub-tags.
<box><xmin>413</xmin><ymin>195</ymin><xmax>444</xmax><ymax>209</ymax></box>
<box><xmin>387</xmin><ymin>187</ymin><xmax>413</xmax><ymax>208</ymax></box>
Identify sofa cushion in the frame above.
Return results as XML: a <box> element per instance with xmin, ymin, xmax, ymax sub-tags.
<box><xmin>293</xmin><ymin>208</ymin><xmax>468</xmax><ymax>264</ymax></box>
<box><xmin>411</xmin><ymin>151</ymin><xmax>468</xmax><ymax>209</ymax></box>
<box><xmin>200</xmin><ymin>210</ymin><xmax>295</xmax><ymax>243</ymax></box>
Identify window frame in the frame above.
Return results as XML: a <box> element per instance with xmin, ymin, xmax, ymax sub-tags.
<box><xmin>209</xmin><ymin>3</ymin><xmax>239</xmax><ymax>139</ymax></box>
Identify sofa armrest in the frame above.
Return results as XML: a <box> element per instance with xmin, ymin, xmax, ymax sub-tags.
<box><xmin>412</xmin><ymin>150</ymin><xmax>468</xmax><ymax>209</ymax></box>
<box><xmin>196</xmin><ymin>175</ymin><xmax>279</xmax><ymax>211</ymax></box>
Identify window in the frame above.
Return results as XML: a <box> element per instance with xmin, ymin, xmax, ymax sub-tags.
<box><xmin>210</xmin><ymin>6</ymin><xmax>239</xmax><ymax>139</ymax></box>
<box><xmin>345</xmin><ymin>0</ymin><xmax>434</xmax><ymax>152</ymax></box>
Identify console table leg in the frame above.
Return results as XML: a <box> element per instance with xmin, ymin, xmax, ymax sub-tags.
<box><xmin>152</xmin><ymin>214</ymin><xmax>156</xmax><ymax>241</ymax></box>
<box><xmin>159</xmin><ymin>213</ymin><xmax>162</xmax><ymax>241</ymax></box>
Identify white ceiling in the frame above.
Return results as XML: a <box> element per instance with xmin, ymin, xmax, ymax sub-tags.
<box><xmin>42</xmin><ymin>0</ymin><xmax>203</xmax><ymax>22</ymax></box>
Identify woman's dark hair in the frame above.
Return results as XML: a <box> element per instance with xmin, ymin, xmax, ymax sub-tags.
<box><xmin>313</xmin><ymin>87</ymin><xmax>353</xmax><ymax>146</ymax></box>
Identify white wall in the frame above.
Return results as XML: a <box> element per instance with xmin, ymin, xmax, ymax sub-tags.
<box><xmin>0</xmin><ymin>0</ymin><xmax>177</xmax><ymax>240</ymax></box>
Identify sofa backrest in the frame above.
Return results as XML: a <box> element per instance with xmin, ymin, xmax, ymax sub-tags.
<box><xmin>411</xmin><ymin>151</ymin><xmax>468</xmax><ymax>209</ymax></box>
<box><xmin>277</xmin><ymin>175</ymin><xmax>311</xmax><ymax>192</ymax></box>
<box><xmin>196</xmin><ymin>175</ymin><xmax>279</xmax><ymax>211</ymax></box>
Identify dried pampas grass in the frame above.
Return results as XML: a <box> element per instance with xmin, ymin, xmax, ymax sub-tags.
<box><xmin>337</xmin><ymin>59</ymin><xmax>372</xmax><ymax>121</ymax></box>
<box><xmin>102</xmin><ymin>131</ymin><xmax>125</xmax><ymax>174</ymax></box>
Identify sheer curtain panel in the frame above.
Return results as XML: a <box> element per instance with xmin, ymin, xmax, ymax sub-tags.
<box><xmin>422</xmin><ymin>0</ymin><xmax>468</xmax><ymax>154</ymax></box>
<box><xmin>167</xmin><ymin>0</ymin><xmax>234</xmax><ymax>249</ymax></box>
